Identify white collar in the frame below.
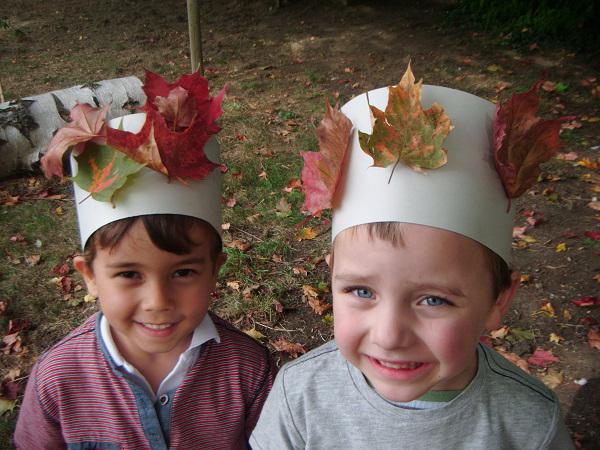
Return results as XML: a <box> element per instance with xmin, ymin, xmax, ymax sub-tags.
<box><xmin>100</xmin><ymin>313</ymin><xmax>220</xmax><ymax>398</ymax></box>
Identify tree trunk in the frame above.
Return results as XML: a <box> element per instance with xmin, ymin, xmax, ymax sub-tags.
<box><xmin>0</xmin><ymin>76</ymin><xmax>144</xmax><ymax>179</ymax></box>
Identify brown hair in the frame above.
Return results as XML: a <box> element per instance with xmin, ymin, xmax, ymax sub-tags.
<box><xmin>83</xmin><ymin>214</ymin><xmax>222</xmax><ymax>265</ymax></box>
<box><xmin>332</xmin><ymin>222</ymin><xmax>512</xmax><ymax>299</ymax></box>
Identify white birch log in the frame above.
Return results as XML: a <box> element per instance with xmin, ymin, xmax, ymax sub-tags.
<box><xmin>0</xmin><ymin>76</ymin><xmax>145</xmax><ymax>179</ymax></box>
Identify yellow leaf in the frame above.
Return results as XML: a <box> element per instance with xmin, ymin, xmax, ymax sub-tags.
<box><xmin>302</xmin><ymin>284</ymin><xmax>320</xmax><ymax>300</ymax></box>
<box><xmin>0</xmin><ymin>399</ymin><xmax>16</xmax><ymax>415</ymax></box>
<box><xmin>227</xmin><ymin>281</ymin><xmax>240</xmax><ymax>291</ymax></box>
<box><xmin>487</xmin><ymin>64</ymin><xmax>502</xmax><ymax>72</ymax></box>
<box><xmin>244</xmin><ymin>328</ymin><xmax>265</xmax><ymax>341</ymax></box>
<box><xmin>521</xmin><ymin>235</ymin><xmax>537</xmax><ymax>244</ymax></box>
<box><xmin>555</xmin><ymin>242</ymin><xmax>567</xmax><ymax>252</ymax></box>
<box><xmin>490</xmin><ymin>325</ymin><xmax>509</xmax><ymax>339</ymax></box>
<box><xmin>83</xmin><ymin>294</ymin><xmax>97</xmax><ymax>303</ymax></box>
<box><xmin>562</xmin><ymin>308</ymin><xmax>573</xmax><ymax>321</ymax></box>
<box><xmin>539</xmin><ymin>368</ymin><xmax>563</xmax><ymax>389</ymax></box>
<box><xmin>520</xmin><ymin>274</ymin><xmax>531</xmax><ymax>283</ymax></box>
<box><xmin>296</xmin><ymin>227</ymin><xmax>317</xmax><ymax>241</ymax></box>
<box><xmin>540</xmin><ymin>302</ymin><xmax>557</xmax><ymax>318</ymax></box>
<box><xmin>549</xmin><ymin>333</ymin><xmax>562</xmax><ymax>344</ymax></box>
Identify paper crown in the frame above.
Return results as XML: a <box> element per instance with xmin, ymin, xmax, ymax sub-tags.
<box><xmin>331</xmin><ymin>85</ymin><xmax>514</xmax><ymax>262</ymax></box>
<box><xmin>72</xmin><ymin>113</ymin><xmax>222</xmax><ymax>248</ymax></box>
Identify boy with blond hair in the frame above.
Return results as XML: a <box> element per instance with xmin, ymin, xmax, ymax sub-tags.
<box><xmin>250</xmin><ymin>67</ymin><xmax>574</xmax><ymax>449</ymax></box>
<box><xmin>15</xmin><ymin>71</ymin><xmax>275</xmax><ymax>449</ymax></box>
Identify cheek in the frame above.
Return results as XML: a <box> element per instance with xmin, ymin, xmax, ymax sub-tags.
<box><xmin>425</xmin><ymin>320</ymin><xmax>481</xmax><ymax>366</ymax></box>
<box><xmin>333</xmin><ymin>300</ymin><xmax>363</xmax><ymax>356</ymax></box>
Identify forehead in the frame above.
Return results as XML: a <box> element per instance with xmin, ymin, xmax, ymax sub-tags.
<box><xmin>333</xmin><ymin>223</ymin><xmax>490</xmax><ymax>273</ymax></box>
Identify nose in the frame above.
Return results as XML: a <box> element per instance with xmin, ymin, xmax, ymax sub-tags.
<box><xmin>371</xmin><ymin>303</ymin><xmax>416</xmax><ymax>351</ymax></box>
<box><xmin>142</xmin><ymin>280</ymin><xmax>173</xmax><ymax>311</ymax></box>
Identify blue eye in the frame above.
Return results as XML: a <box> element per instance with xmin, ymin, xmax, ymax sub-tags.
<box><xmin>352</xmin><ymin>288</ymin><xmax>373</xmax><ymax>299</ymax></box>
<box><xmin>421</xmin><ymin>296</ymin><xmax>448</xmax><ymax>307</ymax></box>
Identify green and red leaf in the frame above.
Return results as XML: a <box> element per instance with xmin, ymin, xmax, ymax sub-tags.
<box><xmin>301</xmin><ymin>101</ymin><xmax>353</xmax><ymax>215</ymax></box>
<box><xmin>359</xmin><ymin>64</ymin><xmax>452</xmax><ymax>175</ymax></box>
<box><xmin>73</xmin><ymin>142</ymin><xmax>144</xmax><ymax>203</ymax></box>
<box><xmin>493</xmin><ymin>82</ymin><xmax>563</xmax><ymax>198</ymax></box>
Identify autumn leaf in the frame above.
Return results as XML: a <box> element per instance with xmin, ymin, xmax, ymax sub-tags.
<box><xmin>528</xmin><ymin>347</ymin><xmax>559</xmax><ymax>367</ymax></box>
<box><xmin>271</xmin><ymin>338</ymin><xmax>307</xmax><ymax>358</ymax></box>
<box><xmin>296</xmin><ymin>227</ymin><xmax>317</xmax><ymax>241</ymax></box>
<box><xmin>493</xmin><ymin>82</ymin><xmax>563</xmax><ymax>198</ymax></box>
<box><xmin>308</xmin><ymin>297</ymin><xmax>332</xmax><ymax>315</ymax></box>
<box><xmin>359</xmin><ymin>64</ymin><xmax>452</xmax><ymax>179</ymax></box>
<box><xmin>588</xmin><ymin>328</ymin><xmax>600</xmax><ymax>351</ymax></box>
<box><xmin>106</xmin><ymin>115</ymin><xmax>167</xmax><ymax>175</ymax></box>
<box><xmin>495</xmin><ymin>347</ymin><xmax>530</xmax><ymax>373</ymax></box>
<box><xmin>571</xmin><ymin>296</ymin><xmax>600</xmax><ymax>307</ymax></box>
<box><xmin>490</xmin><ymin>326</ymin><xmax>509</xmax><ymax>339</ymax></box>
<box><xmin>42</xmin><ymin>103</ymin><xmax>109</xmax><ymax>180</ymax></box>
<box><xmin>73</xmin><ymin>142</ymin><xmax>144</xmax><ymax>203</ymax></box>
<box><xmin>540</xmin><ymin>368</ymin><xmax>563</xmax><ymax>389</ymax></box>
<box><xmin>244</xmin><ymin>328</ymin><xmax>266</xmax><ymax>341</ymax></box>
<box><xmin>300</xmin><ymin>101</ymin><xmax>353</xmax><ymax>215</ymax></box>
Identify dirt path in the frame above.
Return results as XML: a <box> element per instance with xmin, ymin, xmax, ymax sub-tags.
<box><xmin>1</xmin><ymin>0</ymin><xmax>599</xmax><ymax>447</ymax></box>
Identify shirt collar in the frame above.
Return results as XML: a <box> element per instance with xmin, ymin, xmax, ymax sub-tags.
<box><xmin>100</xmin><ymin>313</ymin><xmax>220</xmax><ymax>370</ymax></box>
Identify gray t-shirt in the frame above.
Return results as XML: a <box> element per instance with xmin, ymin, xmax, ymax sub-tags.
<box><xmin>250</xmin><ymin>341</ymin><xmax>574</xmax><ymax>450</ymax></box>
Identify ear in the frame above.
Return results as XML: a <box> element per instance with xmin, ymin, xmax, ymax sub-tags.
<box><xmin>485</xmin><ymin>271</ymin><xmax>520</xmax><ymax>332</ymax></box>
<box><xmin>73</xmin><ymin>255</ymin><xmax>98</xmax><ymax>297</ymax></box>
<box><xmin>213</xmin><ymin>252</ymin><xmax>227</xmax><ymax>277</ymax></box>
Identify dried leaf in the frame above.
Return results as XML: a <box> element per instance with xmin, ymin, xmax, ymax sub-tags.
<box><xmin>549</xmin><ymin>333</ymin><xmax>562</xmax><ymax>344</ymax></box>
<box><xmin>571</xmin><ymin>296</ymin><xmax>600</xmax><ymax>307</ymax></box>
<box><xmin>42</xmin><ymin>103</ymin><xmax>109</xmax><ymax>179</ymax></box>
<box><xmin>495</xmin><ymin>347</ymin><xmax>530</xmax><ymax>373</ymax></box>
<box><xmin>540</xmin><ymin>302</ymin><xmax>556</xmax><ymax>318</ymax></box>
<box><xmin>493</xmin><ymin>82</ymin><xmax>563</xmax><ymax>198</ymax></box>
<box><xmin>271</xmin><ymin>338</ymin><xmax>307</xmax><ymax>358</ymax></box>
<box><xmin>300</xmin><ymin>101</ymin><xmax>353</xmax><ymax>215</ymax></box>
<box><xmin>528</xmin><ymin>347</ymin><xmax>559</xmax><ymax>367</ymax></box>
<box><xmin>302</xmin><ymin>284</ymin><xmax>320</xmax><ymax>300</ymax></box>
<box><xmin>555</xmin><ymin>242</ymin><xmax>567</xmax><ymax>252</ymax></box>
<box><xmin>73</xmin><ymin>143</ymin><xmax>144</xmax><ymax>203</ymax></box>
<box><xmin>490</xmin><ymin>326</ymin><xmax>509</xmax><ymax>339</ymax></box>
<box><xmin>226</xmin><ymin>281</ymin><xmax>240</xmax><ymax>291</ymax></box>
<box><xmin>244</xmin><ymin>328</ymin><xmax>265</xmax><ymax>341</ymax></box>
<box><xmin>308</xmin><ymin>297</ymin><xmax>332</xmax><ymax>315</ymax></box>
<box><xmin>359</xmin><ymin>64</ymin><xmax>452</xmax><ymax>177</ymax></box>
<box><xmin>539</xmin><ymin>368</ymin><xmax>563</xmax><ymax>389</ymax></box>
<box><xmin>0</xmin><ymin>398</ymin><xmax>16</xmax><ymax>415</ymax></box>
<box><xmin>588</xmin><ymin>329</ymin><xmax>600</xmax><ymax>351</ymax></box>
<box><xmin>296</xmin><ymin>227</ymin><xmax>317</xmax><ymax>241</ymax></box>
<box><xmin>225</xmin><ymin>239</ymin><xmax>250</xmax><ymax>252</ymax></box>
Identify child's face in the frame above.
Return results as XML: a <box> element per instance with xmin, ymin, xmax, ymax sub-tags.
<box><xmin>74</xmin><ymin>221</ymin><xmax>224</xmax><ymax>364</ymax></box>
<box><xmin>330</xmin><ymin>223</ymin><xmax>515</xmax><ymax>402</ymax></box>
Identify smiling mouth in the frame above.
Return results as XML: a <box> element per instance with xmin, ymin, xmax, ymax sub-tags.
<box><xmin>141</xmin><ymin>323</ymin><xmax>174</xmax><ymax>330</ymax></box>
<box><xmin>377</xmin><ymin>359</ymin><xmax>423</xmax><ymax>370</ymax></box>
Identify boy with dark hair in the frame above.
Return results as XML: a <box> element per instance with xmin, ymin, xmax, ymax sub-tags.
<box><xmin>15</xmin><ymin>71</ymin><xmax>275</xmax><ymax>449</ymax></box>
<box><xmin>250</xmin><ymin>67</ymin><xmax>574</xmax><ymax>449</ymax></box>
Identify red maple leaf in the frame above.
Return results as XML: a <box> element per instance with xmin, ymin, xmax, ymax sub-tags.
<box><xmin>493</xmin><ymin>82</ymin><xmax>563</xmax><ymax>199</ymax></box>
<box><xmin>301</xmin><ymin>101</ymin><xmax>353</xmax><ymax>215</ymax></box>
<box><xmin>527</xmin><ymin>347</ymin><xmax>559</xmax><ymax>367</ymax></box>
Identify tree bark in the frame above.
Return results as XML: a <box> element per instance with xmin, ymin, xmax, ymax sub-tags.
<box><xmin>0</xmin><ymin>76</ymin><xmax>144</xmax><ymax>179</ymax></box>
<box><xmin>187</xmin><ymin>0</ymin><xmax>204</xmax><ymax>74</ymax></box>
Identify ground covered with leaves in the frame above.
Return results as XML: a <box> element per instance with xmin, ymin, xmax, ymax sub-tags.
<box><xmin>1</xmin><ymin>0</ymin><xmax>599</xmax><ymax>448</ymax></box>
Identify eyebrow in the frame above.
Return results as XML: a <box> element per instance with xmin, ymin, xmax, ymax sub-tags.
<box><xmin>106</xmin><ymin>257</ymin><xmax>208</xmax><ymax>269</ymax></box>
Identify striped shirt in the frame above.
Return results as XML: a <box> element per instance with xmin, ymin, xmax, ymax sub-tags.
<box><xmin>15</xmin><ymin>312</ymin><xmax>275</xmax><ymax>450</ymax></box>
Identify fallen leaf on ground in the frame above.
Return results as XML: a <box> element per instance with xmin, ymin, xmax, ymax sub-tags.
<box><xmin>244</xmin><ymin>328</ymin><xmax>265</xmax><ymax>341</ymax></box>
<box><xmin>555</xmin><ymin>242</ymin><xmax>567</xmax><ymax>252</ymax></box>
<box><xmin>225</xmin><ymin>195</ymin><xmax>237</xmax><ymax>208</ymax></box>
<box><xmin>24</xmin><ymin>255</ymin><xmax>41</xmax><ymax>266</ymax></box>
<box><xmin>490</xmin><ymin>326</ymin><xmax>509</xmax><ymax>339</ymax></box>
<box><xmin>495</xmin><ymin>347</ymin><xmax>530</xmax><ymax>373</ymax></box>
<box><xmin>296</xmin><ymin>227</ymin><xmax>317</xmax><ymax>241</ymax></box>
<box><xmin>528</xmin><ymin>348</ymin><xmax>559</xmax><ymax>367</ymax></box>
<box><xmin>588</xmin><ymin>329</ymin><xmax>600</xmax><ymax>351</ymax></box>
<box><xmin>293</xmin><ymin>266</ymin><xmax>307</xmax><ymax>276</ymax></box>
<box><xmin>52</xmin><ymin>263</ymin><xmax>70</xmax><ymax>276</ymax></box>
<box><xmin>588</xmin><ymin>201</ymin><xmax>600</xmax><ymax>211</ymax></box>
<box><xmin>576</xmin><ymin>158</ymin><xmax>599</xmax><ymax>170</ymax></box>
<box><xmin>221</xmin><ymin>223</ymin><xmax>231</xmax><ymax>231</ymax></box>
<box><xmin>271</xmin><ymin>338</ymin><xmax>307</xmax><ymax>358</ymax></box>
<box><xmin>302</xmin><ymin>284</ymin><xmax>320</xmax><ymax>300</ymax></box>
<box><xmin>555</xmin><ymin>151</ymin><xmax>578</xmax><ymax>161</ymax></box>
<box><xmin>583</xmin><ymin>231</ymin><xmax>600</xmax><ymax>241</ymax></box>
<box><xmin>308</xmin><ymin>297</ymin><xmax>332</xmax><ymax>315</ymax></box>
<box><xmin>271</xmin><ymin>254</ymin><xmax>283</xmax><ymax>263</ymax></box>
<box><xmin>571</xmin><ymin>296</ymin><xmax>600</xmax><ymax>307</ymax></box>
<box><xmin>225</xmin><ymin>239</ymin><xmax>250</xmax><ymax>252</ymax></box>
<box><xmin>539</xmin><ymin>368</ymin><xmax>563</xmax><ymax>389</ymax></box>
<box><xmin>284</xmin><ymin>178</ymin><xmax>302</xmax><ymax>192</ymax></box>
<box><xmin>9</xmin><ymin>234</ymin><xmax>25</xmax><ymax>243</ymax></box>
<box><xmin>226</xmin><ymin>281</ymin><xmax>240</xmax><ymax>291</ymax></box>
<box><xmin>549</xmin><ymin>333</ymin><xmax>562</xmax><ymax>344</ymax></box>
<box><xmin>540</xmin><ymin>302</ymin><xmax>557</xmax><ymax>318</ymax></box>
